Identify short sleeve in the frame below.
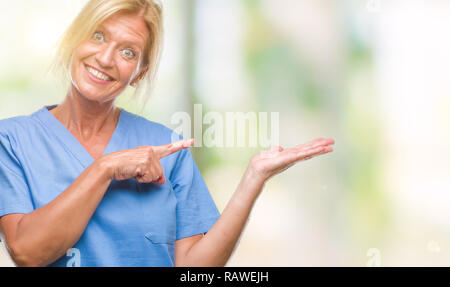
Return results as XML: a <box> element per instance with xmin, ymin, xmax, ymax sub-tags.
<box><xmin>170</xmin><ymin>148</ymin><xmax>221</xmax><ymax>240</ymax></box>
<box><xmin>0</xmin><ymin>133</ymin><xmax>34</xmax><ymax>217</ymax></box>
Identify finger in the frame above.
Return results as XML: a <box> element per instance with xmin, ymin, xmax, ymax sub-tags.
<box><xmin>139</xmin><ymin>168</ymin><xmax>162</xmax><ymax>184</ymax></box>
<box><xmin>135</xmin><ymin>174</ymin><xmax>147</xmax><ymax>183</ymax></box>
<box><xmin>149</xmin><ymin>160</ymin><xmax>165</xmax><ymax>182</ymax></box>
<box><xmin>155</xmin><ymin>160</ymin><xmax>165</xmax><ymax>180</ymax></box>
<box><xmin>297</xmin><ymin>146</ymin><xmax>327</xmax><ymax>159</ymax></box>
<box><xmin>153</xmin><ymin>175</ymin><xmax>166</xmax><ymax>185</ymax></box>
<box><xmin>295</xmin><ymin>138</ymin><xmax>335</xmax><ymax>152</ymax></box>
<box><xmin>271</xmin><ymin>146</ymin><xmax>333</xmax><ymax>175</ymax></box>
<box><xmin>304</xmin><ymin>138</ymin><xmax>334</xmax><ymax>149</ymax></box>
<box><xmin>154</xmin><ymin>139</ymin><xmax>194</xmax><ymax>159</ymax></box>
<box><xmin>297</xmin><ymin>146</ymin><xmax>333</xmax><ymax>160</ymax></box>
<box><xmin>283</xmin><ymin>141</ymin><xmax>326</xmax><ymax>157</ymax></box>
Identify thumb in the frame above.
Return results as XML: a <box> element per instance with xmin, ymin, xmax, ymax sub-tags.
<box><xmin>153</xmin><ymin>175</ymin><xmax>166</xmax><ymax>185</ymax></box>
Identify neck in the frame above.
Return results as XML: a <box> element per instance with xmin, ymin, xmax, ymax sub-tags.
<box><xmin>52</xmin><ymin>87</ymin><xmax>121</xmax><ymax>141</ymax></box>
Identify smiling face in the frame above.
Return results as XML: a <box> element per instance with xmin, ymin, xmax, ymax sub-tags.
<box><xmin>69</xmin><ymin>12</ymin><xmax>150</xmax><ymax>104</ymax></box>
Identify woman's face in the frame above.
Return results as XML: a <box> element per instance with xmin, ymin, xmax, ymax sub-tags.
<box><xmin>70</xmin><ymin>12</ymin><xmax>149</xmax><ymax>104</ymax></box>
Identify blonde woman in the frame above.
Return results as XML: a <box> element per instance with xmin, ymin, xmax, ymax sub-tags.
<box><xmin>0</xmin><ymin>0</ymin><xmax>334</xmax><ymax>267</ymax></box>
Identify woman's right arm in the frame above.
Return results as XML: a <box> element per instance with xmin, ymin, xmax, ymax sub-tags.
<box><xmin>0</xmin><ymin>139</ymin><xmax>193</xmax><ymax>267</ymax></box>
<box><xmin>0</xmin><ymin>159</ymin><xmax>111</xmax><ymax>267</ymax></box>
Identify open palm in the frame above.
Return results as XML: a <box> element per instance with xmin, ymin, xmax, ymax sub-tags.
<box><xmin>249</xmin><ymin>138</ymin><xmax>335</xmax><ymax>182</ymax></box>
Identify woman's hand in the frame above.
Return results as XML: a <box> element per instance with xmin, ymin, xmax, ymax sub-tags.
<box><xmin>248</xmin><ymin>138</ymin><xmax>335</xmax><ymax>184</ymax></box>
<box><xmin>181</xmin><ymin>138</ymin><xmax>335</xmax><ymax>267</ymax></box>
<box><xmin>99</xmin><ymin>139</ymin><xmax>194</xmax><ymax>184</ymax></box>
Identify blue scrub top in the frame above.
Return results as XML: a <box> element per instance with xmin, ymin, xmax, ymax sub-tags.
<box><xmin>0</xmin><ymin>105</ymin><xmax>221</xmax><ymax>267</ymax></box>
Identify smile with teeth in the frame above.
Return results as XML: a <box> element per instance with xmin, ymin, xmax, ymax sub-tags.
<box><xmin>86</xmin><ymin>66</ymin><xmax>114</xmax><ymax>81</ymax></box>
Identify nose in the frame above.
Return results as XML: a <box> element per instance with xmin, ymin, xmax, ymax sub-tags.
<box><xmin>95</xmin><ymin>43</ymin><xmax>115</xmax><ymax>68</ymax></box>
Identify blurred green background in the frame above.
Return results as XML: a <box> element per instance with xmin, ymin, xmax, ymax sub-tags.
<box><xmin>1</xmin><ymin>0</ymin><xmax>450</xmax><ymax>266</ymax></box>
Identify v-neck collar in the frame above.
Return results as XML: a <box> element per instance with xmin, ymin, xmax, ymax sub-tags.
<box><xmin>33</xmin><ymin>105</ymin><xmax>129</xmax><ymax>169</ymax></box>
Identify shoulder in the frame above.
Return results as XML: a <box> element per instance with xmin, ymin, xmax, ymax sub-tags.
<box><xmin>0</xmin><ymin>115</ymin><xmax>39</xmax><ymax>162</ymax></box>
<box><xmin>0</xmin><ymin>115</ymin><xmax>35</xmax><ymax>144</ymax></box>
<box><xmin>0</xmin><ymin>107</ymin><xmax>47</xmax><ymax>152</ymax></box>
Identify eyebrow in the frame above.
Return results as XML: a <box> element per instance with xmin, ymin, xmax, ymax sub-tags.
<box><xmin>97</xmin><ymin>25</ymin><xmax>144</xmax><ymax>51</ymax></box>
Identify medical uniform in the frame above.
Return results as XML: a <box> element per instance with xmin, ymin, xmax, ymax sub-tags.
<box><xmin>0</xmin><ymin>105</ymin><xmax>221</xmax><ymax>267</ymax></box>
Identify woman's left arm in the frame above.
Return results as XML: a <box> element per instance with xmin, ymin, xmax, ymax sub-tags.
<box><xmin>175</xmin><ymin>138</ymin><xmax>334</xmax><ymax>267</ymax></box>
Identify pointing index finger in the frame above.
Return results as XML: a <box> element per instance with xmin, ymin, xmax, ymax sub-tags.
<box><xmin>154</xmin><ymin>139</ymin><xmax>194</xmax><ymax>159</ymax></box>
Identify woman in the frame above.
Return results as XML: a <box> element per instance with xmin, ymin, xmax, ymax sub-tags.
<box><xmin>0</xmin><ymin>0</ymin><xmax>334</xmax><ymax>267</ymax></box>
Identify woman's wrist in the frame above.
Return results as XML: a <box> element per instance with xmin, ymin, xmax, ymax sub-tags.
<box><xmin>94</xmin><ymin>155</ymin><xmax>114</xmax><ymax>181</ymax></box>
<box><xmin>233</xmin><ymin>165</ymin><xmax>266</xmax><ymax>204</ymax></box>
<box><xmin>244</xmin><ymin>164</ymin><xmax>268</xmax><ymax>187</ymax></box>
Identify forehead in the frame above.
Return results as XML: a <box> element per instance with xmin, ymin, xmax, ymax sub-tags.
<box><xmin>98</xmin><ymin>12</ymin><xmax>149</xmax><ymax>49</ymax></box>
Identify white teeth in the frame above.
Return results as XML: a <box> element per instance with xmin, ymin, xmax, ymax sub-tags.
<box><xmin>86</xmin><ymin>66</ymin><xmax>113</xmax><ymax>81</ymax></box>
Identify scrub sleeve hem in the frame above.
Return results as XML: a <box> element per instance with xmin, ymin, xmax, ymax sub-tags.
<box><xmin>176</xmin><ymin>214</ymin><xmax>221</xmax><ymax>241</ymax></box>
<box><xmin>0</xmin><ymin>205</ymin><xmax>33</xmax><ymax>218</ymax></box>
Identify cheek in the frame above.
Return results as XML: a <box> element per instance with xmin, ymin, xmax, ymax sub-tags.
<box><xmin>74</xmin><ymin>43</ymin><xmax>97</xmax><ymax>62</ymax></box>
<box><xmin>117</xmin><ymin>62</ymin><xmax>140</xmax><ymax>84</ymax></box>
<box><xmin>71</xmin><ymin>45</ymin><xmax>96</xmax><ymax>75</ymax></box>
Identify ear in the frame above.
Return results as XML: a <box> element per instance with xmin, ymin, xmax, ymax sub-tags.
<box><xmin>130</xmin><ymin>66</ymin><xmax>150</xmax><ymax>87</ymax></box>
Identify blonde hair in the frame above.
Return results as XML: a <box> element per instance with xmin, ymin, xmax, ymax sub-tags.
<box><xmin>50</xmin><ymin>0</ymin><xmax>163</xmax><ymax>108</ymax></box>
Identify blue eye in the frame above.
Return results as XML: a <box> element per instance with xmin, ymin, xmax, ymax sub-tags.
<box><xmin>122</xmin><ymin>48</ymin><xmax>136</xmax><ymax>59</ymax></box>
<box><xmin>93</xmin><ymin>32</ymin><xmax>104</xmax><ymax>42</ymax></box>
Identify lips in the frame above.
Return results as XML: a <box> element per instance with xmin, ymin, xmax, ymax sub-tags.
<box><xmin>84</xmin><ymin>64</ymin><xmax>116</xmax><ymax>82</ymax></box>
